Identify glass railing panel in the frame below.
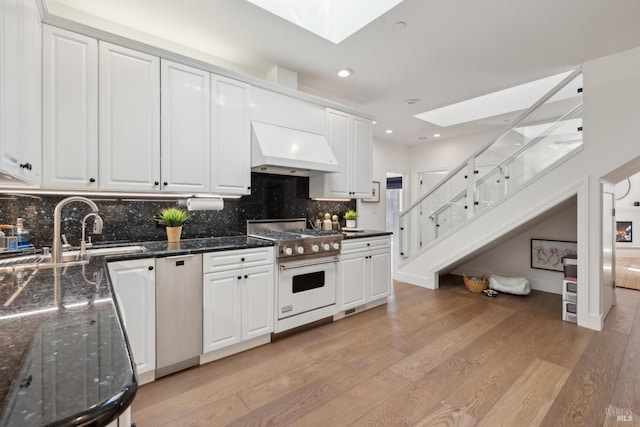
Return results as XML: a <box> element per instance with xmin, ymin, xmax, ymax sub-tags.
<box><xmin>473</xmin><ymin>72</ymin><xmax>583</xmax><ymax>183</ymax></box>
<box><xmin>507</xmin><ymin>114</ymin><xmax>583</xmax><ymax>188</ymax></box>
<box><xmin>433</xmin><ymin>192</ymin><xmax>467</xmax><ymax>238</ymax></box>
<box><xmin>398</xmin><ymin>69</ymin><xmax>583</xmax><ymax>262</ymax></box>
<box><xmin>475</xmin><ymin>166</ymin><xmax>506</xmax><ymax>213</ymax></box>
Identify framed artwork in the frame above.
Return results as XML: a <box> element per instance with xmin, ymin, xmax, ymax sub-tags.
<box><xmin>616</xmin><ymin>221</ymin><xmax>632</xmax><ymax>242</ymax></box>
<box><xmin>363</xmin><ymin>181</ymin><xmax>380</xmax><ymax>203</ymax></box>
<box><xmin>530</xmin><ymin>239</ymin><xmax>577</xmax><ymax>272</ymax></box>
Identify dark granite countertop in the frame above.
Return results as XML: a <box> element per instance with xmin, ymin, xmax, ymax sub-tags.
<box><xmin>117</xmin><ymin>235</ymin><xmax>275</xmax><ymax>260</ymax></box>
<box><xmin>341</xmin><ymin>230</ymin><xmax>393</xmax><ymax>239</ymax></box>
<box><xmin>0</xmin><ymin>235</ymin><xmax>275</xmax><ymax>426</ymax></box>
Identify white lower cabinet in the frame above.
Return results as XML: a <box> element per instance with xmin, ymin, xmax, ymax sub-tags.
<box><xmin>202</xmin><ymin>248</ymin><xmax>274</xmax><ymax>354</ymax></box>
<box><xmin>105</xmin><ymin>406</ymin><xmax>131</xmax><ymax>427</ymax></box>
<box><xmin>107</xmin><ymin>258</ymin><xmax>156</xmax><ymax>384</ymax></box>
<box><xmin>339</xmin><ymin>236</ymin><xmax>391</xmax><ymax>311</ymax></box>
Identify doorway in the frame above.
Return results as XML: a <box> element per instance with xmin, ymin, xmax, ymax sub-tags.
<box><xmin>386</xmin><ymin>172</ymin><xmax>404</xmax><ymax>233</ymax></box>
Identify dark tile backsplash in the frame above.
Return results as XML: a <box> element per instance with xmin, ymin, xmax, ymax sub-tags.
<box><xmin>0</xmin><ymin>173</ymin><xmax>355</xmax><ymax>248</ymax></box>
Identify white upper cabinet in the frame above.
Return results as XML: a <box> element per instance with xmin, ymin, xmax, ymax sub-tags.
<box><xmin>161</xmin><ymin>59</ymin><xmax>210</xmax><ymax>193</ymax></box>
<box><xmin>309</xmin><ymin>109</ymin><xmax>373</xmax><ymax>199</ymax></box>
<box><xmin>210</xmin><ymin>75</ymin><xmax>251</xmax><ymax>195</ymax></box>
<box><xmin>42</xmin><ymin>25</ymin><xmax>98</xmax><ymax>189</ymax></box>
<box><xmin>351</xmin><ymin>116</ymin><xmax>373</xmax><ymax>197</ymax></box>
<box><xmin>98</xmin><ymin>41</ymin><xmax>160</xmax><ymax>191</ymax></box>
<box><xmin>0</xmin><ymin>0</ymin><xmax>41</xmax><ymax>185</ymax></box>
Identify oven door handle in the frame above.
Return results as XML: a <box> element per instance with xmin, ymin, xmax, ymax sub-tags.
<box><xmin>280</xmin><ymin>257</ymin><xmax>339</xmax><ymax>270</ymax></box>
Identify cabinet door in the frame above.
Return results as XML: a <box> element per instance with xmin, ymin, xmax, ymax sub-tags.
<box><xmin>323</xmin><ymin>109</ymin><xmax>351</xmax><ymax>197</ymax></box>
<box><xmin>203</xmin><ymin>269</ymin><xmax>242</xmax><ymax>352</ymax></box>
<box><xmin>339</xmin><ymin>252</ymin><xmax>367</xmax><ymax>310</ymax></box>
<box><xmin>42</xmin><ymin>25</ymin><xmax>98</xmax><ymax>189</ymax></box>
<box><xmin>351</xmin><ymin>116</ymin><xmax>373</xmax><ymax>197</ymax></box>
<box><xmin>242</xmin><ymin>264</ymin><xmax>274</xmax><ymax>340</ymax></box>
<box><xmin>0</xmin><ymin>0</ymin><xmax>22</xmax><ymax>178</ymax></box>
<box><xmin>99</xmin><ymin>42</ymin><xmax>160</xmax><ymax>191</ymax></box>
<box><xmin>211</xmin><ymin>75</ymin><xmax>251</xmax><ymax>195</ymax></box>
<box><xmin>108</xmin><ymin>259</ymin><xmax>156</xmax><ymax>376</ymax></box>
<box><xmin>0</xmin><ymin>0</ymin><xmax>41</xmax><ymax>184</ymax></box>
<box><xmin>161</xmin><ymin>60</ymin><xmax>210</xmax><ymax>192</ymax></box>
<box><xmin>19</xmin><ymin>0</ymin><xmax>41</xmax><ymax>185</ymax></box>
<box><xmin>368</xmin><ymin>248</ymin><xmax>391</xmax><ymax>301</ymax></box>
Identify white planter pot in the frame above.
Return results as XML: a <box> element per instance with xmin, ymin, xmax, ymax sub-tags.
<box><xmin>346</xmin><ymin>219</ymin><xmax>357</xmax><ymax>228</ymax></box>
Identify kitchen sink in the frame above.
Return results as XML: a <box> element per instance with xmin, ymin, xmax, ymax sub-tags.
<box><xmin>0</xmin><ymin>245</ymin><xmax>147</xmax><ymax>273</ymax></box>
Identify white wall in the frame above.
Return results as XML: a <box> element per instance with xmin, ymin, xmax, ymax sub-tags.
<box><xmin>615</xmin><ymin>171</ymin><xmax>640</xmax><ymax>254</ymax></box>
<box><xmin>452</xmin><ymin>198</ymin><xmax>577</xmax><ymax>294</ymax></box>
<box><xmin>408</xmin><ymin>130</ymin><xmax>496</xmax><ymax>203</ymax></box>
<box><xmin>358</xmin><ymin>138</ymin><xmax>410</xmax><ymax>230</ymax></box>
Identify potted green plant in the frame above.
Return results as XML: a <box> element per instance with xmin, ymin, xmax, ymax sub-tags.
<box><xmin>344</xmin><ymin>209</ymin><xmax>358</xmax><ymax>229</ymax></box>
<box><xmin>155</xmin><ymin>207</ymin><xmax>189</xmax><ymax>242</ymax></box>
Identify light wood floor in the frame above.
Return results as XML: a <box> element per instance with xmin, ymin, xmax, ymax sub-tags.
<box><xmin>132</xmin><ymin>275</ymin><xmax>640</xmax><ymax>426</ymax></box>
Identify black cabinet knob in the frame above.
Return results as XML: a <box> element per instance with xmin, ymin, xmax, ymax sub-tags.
<box><xmin>163</xmin><ymin>182</ymin><xmax>168</xmax><ymax>186</ymax></box>
<box><xmin>19</xmin><ymin>162</ymin><xmax>32</xmax><ymax>170</ymax></box>
<box><xmin>154</xmin><ymin>181</ymin><xmax>159</xmax><ymax>186</ymax></box>
<box><xmin>89</xmin><ymin>178</ymin><xmax>96</xmax><ymax>183</ymax></box>
<box><xmin>244</xmin><ymin>275</ymin><xmax>248</xmax><ymax>279</ymax></box>
<box><xmin>237</xmin><ymin>276</ymin><xmax>242</xmax><ymax>280</ymax></box>
<box><xmin>148</xmin><ymin>266</ymin><xmax>154</xmax><ymax>271</ymax></box>
<box><xmin>247</xmin><ymin>186</ymin><xmax>251</xmax><ymax>190</ymax></box>
<box><xmin>240</xmin><ymin>257</ymin><xmax>245</xmax><ymax>262</ymax></box>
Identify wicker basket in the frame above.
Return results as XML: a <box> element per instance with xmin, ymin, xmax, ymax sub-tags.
<box><xmin>464</xmin><ymin>275</ymin><xmax>488</xmax><ymax>293</ymax></box>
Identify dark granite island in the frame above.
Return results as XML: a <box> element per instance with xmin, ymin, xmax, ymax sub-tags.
<box><xmin>0</xmin><ymin>258</ymin><xmax>136</xmax><ymax>426</ymax></box>
<box><xmin>0</xmin><ymin>236</ymin><xmax>276</xmax><ymax>426</ymax></box>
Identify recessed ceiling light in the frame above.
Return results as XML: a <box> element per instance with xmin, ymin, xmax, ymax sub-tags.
<box><xmin>337</xmin><ymin>68</ymin><xmax>353</xmax><ymax>78</ymax></box>
<box><xmin>385</xmin><ymin>129</ymin><xmax>393</xmax><ymax>134</ymax></box>
<box><xmin>404</xmin><ymin>98</ymin><xmax>420</xmax><ymax>105</ymax></box>
<box><xmin>372</xmin><ymin>121</ymin><xmax>377</xmax><ymax>124</ymax></box>
<box><xmin>393</xmin><ymin>21</ymin><xmax>407</xmax><ymax>31</ymax></box>
<box><xmin>433</xmin><ymin>133</ymin><xmax>441</xmax><ymax>137</ymax></box>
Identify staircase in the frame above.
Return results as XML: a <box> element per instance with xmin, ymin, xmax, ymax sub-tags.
<box><xmin>395</xmin><ymin>69</ymin><xmax>585</xmax><ymax>288</ymax></box>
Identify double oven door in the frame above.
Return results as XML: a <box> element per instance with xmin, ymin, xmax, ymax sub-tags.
<box><xmin>277</xmin><ymin>256</ymin><xmax>338</xmax><ymax>320</ymax></box>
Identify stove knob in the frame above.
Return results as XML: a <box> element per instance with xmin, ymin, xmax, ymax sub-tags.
<box><xmin>311</xmin><ymin>244</ymin><xmax>319</xmax><ymax>252</ymax></box>
<box><xmin>332</xmin><ymin>242</ymin><xmax>340</xmax><ymax>250</ymax></box>
<box><xmin>284</xmin><ymin>247</ymin><xmax>293</xmax><ymax>256</ymax></box>
<box><xmin>323</xmin><ymin>243</ymin><xmax>331</xmax><ymax>251</ymax></box>
<box><xmin>296</xmin><ymin>246</ymin><xmax>305</xmax><ymax>254</ymax></box>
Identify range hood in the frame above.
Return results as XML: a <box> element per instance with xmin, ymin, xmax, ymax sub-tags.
<box><xmin>251</xmin><ymin>121</ymin><xmax>340</xmax><ymax>176</ymax></box>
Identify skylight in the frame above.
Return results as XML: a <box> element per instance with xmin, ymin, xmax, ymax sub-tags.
<box><xmin>414</xmin><ymin>71</ymin><xmax>578</xmax><ymax>127</ymax></box>
<box><xmin>245</xmin><ymin>0</ymin><xmax>405</xmax><ymax>44</ymax></box>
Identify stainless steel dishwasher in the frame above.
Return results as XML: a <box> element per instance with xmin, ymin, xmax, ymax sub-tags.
<box><xmin>155</xmin><ymin>253</ymin><xmax>203</xmax><ymax>378</ymax></box>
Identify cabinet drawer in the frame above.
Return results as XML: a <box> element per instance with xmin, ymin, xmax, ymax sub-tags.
<box><xmin>341</xmin><ymin>236</ymin><xmax>390</xmax><ymax>254</ymax></box>
<box><xmin>563</xmin><ymin>280</ymin><xmax>577</xmax><ymax>294</ymax></box>
<box><xmin>203</xmin><ymin>247</ymin><xmax>274</xmax><ymax>273</ymax></box>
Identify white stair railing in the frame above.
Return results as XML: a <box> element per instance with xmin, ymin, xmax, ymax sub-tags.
<box><xmin>399</xmin><ymin>68</ymin><xmax>583</xmax><ymax>262</ymax></box>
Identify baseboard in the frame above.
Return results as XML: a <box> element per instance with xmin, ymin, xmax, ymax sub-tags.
<box><xmin>394</xmin><ymin>271</ymin><xmax>436</xmax><ymax>289</ymax></box>
<box><xmin>199</xmin><ymin>334</ymin><xmax>271</xmax><ymax>365</ymax></box>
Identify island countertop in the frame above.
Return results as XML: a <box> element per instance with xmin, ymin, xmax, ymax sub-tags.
<box><xmin>0</xmin><ymin>235</ymin><xmax>274</xmax><ymax>426</ymax></box>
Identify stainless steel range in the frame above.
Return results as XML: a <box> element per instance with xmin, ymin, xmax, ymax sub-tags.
<box><xmin>247</xmin><ymin>218</ymin><xmax>343</xmax><ymax>333</ymax></box>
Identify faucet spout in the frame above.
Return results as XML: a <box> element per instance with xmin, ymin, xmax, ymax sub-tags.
<box><xmin>80</xmin><ymin>212</ymin><xmax>104</xmax><ymax>257</ymax></box>
<box><xmin>52</xmin><ymin>197</ymin><xmax>101</xmax><ymax>265</ymax></box>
